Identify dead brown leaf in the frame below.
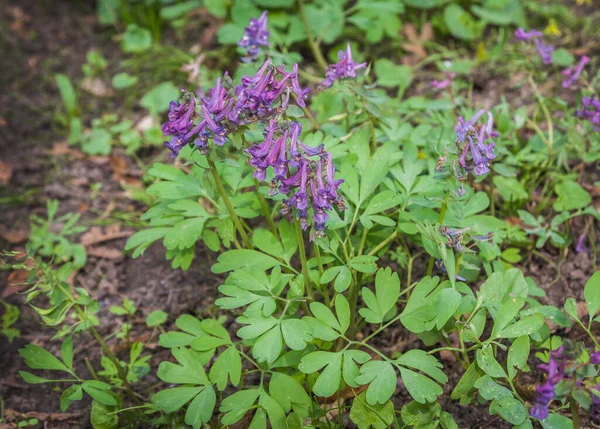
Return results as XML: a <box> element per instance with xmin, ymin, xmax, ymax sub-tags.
<box><xmin>401</xmin><ymin>23</ymin><xmax>432</xmax><ymax>65</ymax></box>
<box><xmin>88</xmin><ymin>246</ymin><xmax>123</xmax><ymax>260</ymax></box>
<box><xmin>8</xmin><ymin>7</ymin><xmax>32</xmax><ymax>39</ymax></box>
<box><xmin>109</xmin><ymin>155</ymin><xmax>129</xmax><ymax>182</ymax></box>
<box><xmin>0</xmin><ymin>226</ymin><xmax>30</xmax><ymax>243</ymax></box>
<box><xmin>0</xmin><ymin>160</ymin><xmax>14</xmax><ymax>185</ymax></box>
<box><xmin>49</xmin><ymin>142</ymin><xmax>85</xmax><ymax>159</ymax></box>
<box><xmin>81</xmin><ymin>77</ymin><xmax>115</xmax><ymax>98</ymax></box>
<box><xmin>81</xmin><ymin>225</ymin><xmax>132</xmax><ymax>247</ymax></box>
<box><xmin>0</xmin><ymin>117</ymin><xmax>7</xmax><ymax>127</ymax></box>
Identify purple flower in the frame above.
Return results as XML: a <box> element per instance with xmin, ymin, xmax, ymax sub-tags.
<box><xmin>589</xmin><ymin>350</ymin><xmax>600</xmax><ymax>364</ymax></box>
<box><xmin>431</xmin><ymin>72</ymin><xmax>456</xmax><ymax>90</ymax></box>
<box><xmin>562</xmin><ymin>55</ymin><xmax>589</xmax><ymax>89</ymax></box>
<box><xmin>515</xmin><ymin>28</ymin><xmax>543</xmax><ymax>41</ymax></box>
<box><xmin>249</xmin><ymin>121</ymin><xmax>344</xmax><ymax>238</ymax></box>
<box><xmin>238</xmin><ymin>11</ymin><xmax>269</xmax><ymax>62</ymax></box>
<box><xmin>321</xmin><ymin>43</ymin><xmax>367</xmax><ymax>89</ymax></box>
<box><xmin>161</xmin><ymin>98</ymin><xmax>196</xmax><ymax>137</ymax></box>
<box><xmin>592</xmin><ymin>383</ymin><xmax>600</xmax><ymax>421</ymax></box>
<box><xmin>576</xmin><ymin>231</ymin><xmax>589</xmax><ymax>254</ymax></box>
<box><xmin>578</xmin><ymin>94</ymin><xmax>600</xmax><ymax>131</ymax></box>
<box><xmin>514</xmin><ymin>28</ymin><xmax>554</xmax><ymax>64</ymax></box>
<box><xmin>535</xmin><ymin>39</ymin><xmax>554</xmax><ymax>65</ymax></box>
<box><xmin>530</xmin><ymin>349</ymin><xmax>566</xmax><ymax>420</ymax></box>
<box><xmin>455</xmin><ymin>110</ymin><xmax>497</xmax><ymax>176</ymax></box>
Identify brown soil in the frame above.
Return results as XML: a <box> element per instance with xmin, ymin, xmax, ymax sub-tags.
<box><xmin>0</xmin><ymin>1</ymin><xmax>598</xmax><ymax>429</ymax></box>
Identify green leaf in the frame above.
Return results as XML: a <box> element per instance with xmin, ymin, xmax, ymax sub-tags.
<box><xmin>186</xmin><ymin>386</ymin><xmax>216</xmax><ymax>428</ymax></box>
<box><xmin>90</xmin><ymin>401</ymin><xmax>118</xmax><ymax>428</ymax></box>
<box><xmin>60</xmin><ymin>385</ymin><xmax>83</xmax><ymax>411</ymax></box>
<box><xmin>55</xmin><ymin>74</ymin><xmax>78</xmax><ymax>116</ymax></box>
<box><xmin>564</xmin><ymin>298</ymin><xmax>580</xmax><ymax>321</ymax></box>
<box><xmin>146</xmin><ymin>310</ymin><xmax>168</xmax><ymax>327</ymax></box>
<box><xmin>125</xmin><ymin>227</ymin><xmax>170</xmax><ymax>258</ymax></box>
<box><xmin>374</xmin><ymin>59</ymin><xmax>413</xmax><ymax>89</ymax></box>
<box><xmin>81</xmin><ymin>128</ymin><xmax>112</xmax><ymax>155</ymax></box>
<box><xmin>584</xmin><ymin>271</ymin><xmax>600</xmax><ymax>318</ymax></box>
<box><xmin>252</xmin><ymin>229</ymin><xmax>285</xmax><ymax>260</ymax></box>
<box><xmin>359</xmin><ymin>267</ymin><xmax>401</xmax><ymax>324</ymax></box>
<box><xmin>121</xmin><ymin>24</ymin><xmax>152</xmax><ymax>53</ymax></box>
<box><xmin>158</xmin><ymin>347</ymin><xmax>211</xmax><ymax>385</ymax></box>
<box><xmin>19</xmin><ymin>371</ymin><xmax>52</xmax><ymax>384</ymax></box>
<box><xmin>350</xmin><ymin>391</ymin><xmax>395</xmax><ymax>429</ymax></box>
<box><xmin>359</xmin><ymin>159</ymin><xmax>390</xmax><ymax>206</ymax></box>
<box><xmin>19</xmin><ymin>344</ymin><xmax>70</xmax><ymax>372</ymax></box>
<box><xmin>212</xmin><ymin>249</ymin><xmax>280</xmax><ymax>273</ymax></box>
<box><xmin>152</xmin><ymin>386</ymin><xmax>203</xmax><ymax>412</ymax></box>
<box><xmin>237</xmin><ymin>315</ymin><xmax>282</xmax><ymax>363</ymax></box>
<box><xmin>497</xmin><ymin>313</ymin><xmax>544</xmax><ymax>339</ymax></box>
<box><xmin>489</xmin><ymin>396</ymin><xmax>528</xmax><ymax>425</ymax></box>
<box><xmin>539</xmin><ymin>413</ymin><xmax>573</xmax><ymax>428</ymax></box>
<box><xmin>349</xmin><ymin>255</ymin><xmax>378</xmax><ymax>273</ymax></box>
<box><xmin>82</xmin><ymin>381</ymin><xmax>116</xmax><ymax>406</ymax></box>
<box><xmin>112</xmin><ymin>72</ymin><xmax>138</xmax><ymax>90</ymax></box>
<box><xmin>160</xmin><ymin>1</ymin><xmax>202</xmax><ymax>19</ymax></box>
<box><xmin>219</xmin><ymin>389</ymin><xmax>260</xmax><ymax>425</ymax></box>
<box><xmin>269</xmin><ymin>372</ymin><xmax>311</xmax><ymax>416</ymax></box>
<box><xmin>209</xmin><ymin>346</ymin><xmax>241</xmax><ymax>391</ymax></box>
<box><xmin>404</xmin><ymin>0</ymin><xmax>445</xmax><ymax>9</ymax></box>
<box><xmin>476</xmin><ymin>346</ymin><xmax>506</xmax><ymax>378</ymax></box>
<box><xmin>444</xmin><ymin>4</ymin><xmax>481</xmax><ymax>41</ymax></box>
<box><xmin>435</xmin><ymin>288</ymin><xmax>461</xmax><ymax>329</ymax></box>
<box><xmin>140</xmin><ymin>82</ymin><xmax>180</xmax><ymax>115</ymax></box>
<box><xmin>491</xmin><ymin>297</ymin><xmax>525</xmax><ymax>338</ymax></box>
<box><xmin>396</xmin><ymin>350</ymin><xmax>447</xmax><ymax>403</ymax></box>
<box><xmin>475</xmin><ymin>375</ymin><xmax>512</xmax><ymax>401</ymax></box>
<box><xmin>355</xmin><ymin>360</ymin><xmax>397</xmax><ymax>405</ymax></box>
<box><xmin>61</xmin><ymin>336</ymin><xmax>73</xmax><ymax>370</ymax></box>
<box><xmin>507</xmin><ymin>336</ymin><xmax>530</xmax><ymax>380</ymax></box>
<box><xmin>553</xmin><ymin>180</ymin><xmax>591</xmax><ymax>212</ymax></box>
<box><xmin>305</xmin><ymin>3</ymin><xmax>344</xmax><ymax>43</ymax></box>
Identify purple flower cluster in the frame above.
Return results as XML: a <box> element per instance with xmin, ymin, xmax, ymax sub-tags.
<box><xmin>562</xmin><ymin>55</ymin><xmax>589</xmax><ymax>89</ymax></box>
<box><xmin>161</xmin><ymin>59</ymin><xmax>310</xmax><ymax>158</ymax></box>
<box><xmin>455</xmin><ymin>110</ymin><xmax>498</xmax><ymax>176</ymax></box>
<box><xmin>321</xmin><ymin>43</ymin><xmax>366</xmax><ymax>89</ymax></box>
<box><xmin>514</xmin><ymin>28</ymin><xmax>554</xmax><ymax>64</ymax></box>
<box><xmin>531</xmin><ymin>348</ymin><xmax>566</xmax><ymax>420</ymax></box>
<box><xmin>238</xmin><ymin>11</ymin><xmax>269</xmax><ymax>62</ymax></box>
<box><xmin>247</xmin><ymin>120</ymin><xmax>345</xmax><ymax>238</ymax></box>
<box><xmin>577</xmin><ymin>94</ymin><xmax>600</xmax><ymax>130</ymax></box>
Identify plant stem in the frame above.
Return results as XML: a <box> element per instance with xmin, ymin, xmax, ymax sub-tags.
<box><xmin>427</xmin><ymin>190</ymin><xmax>450</xmax><ymax>276</ymax></box>
<box><xmin>254</xmin><ymin>179</ymin><xmax>277</xmax><ymax>237</ymax></box>
<box><xmin>208</xmin><ymin>159</ymin><xmax>253</xmax><ymax>249</ymax></box>
<box><xmin>297</xmin><ymin>0</ymin><xmax>328</xmax><ymax>72</ymax></box>
<box><xmin>295</xmin><ymin>220</ymin><xmax>314</xmax><ymax>301</ymax></box>
<box><xmin>85</xmin><ymin>358</ymin><xmax>99</xmax><ymax>380</ymax></box>
<box><xmin>489</xmin><ymin>165</ymin><xmax>495</xmax><ymax>217</ymax></box>
<box><xmin>313</xmin><ymin>244</ymin><xmax>330</xmax><ymax>306</ymax></box>
<box><xmin>570</xmin><ymin>396</ymin><xmax>580</xmax><ymax>429</ymax></box>
<box><xmin>528</xmin><ymin>75</ymin><xmax>553</xmax><ymax>158</ymax></box>
<box><xmin>367</xmin><ymin>231</ymin><xmax>398</xmax><ymax>256</ymax></box>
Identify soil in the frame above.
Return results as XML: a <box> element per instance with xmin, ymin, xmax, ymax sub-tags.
<box><xmin>0</xmin><ymin>1</ymin><xmax>598</xmax><ymax>429</ymax></box>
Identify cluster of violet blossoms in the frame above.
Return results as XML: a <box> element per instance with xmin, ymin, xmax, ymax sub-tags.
<box><xmin>454</xmin><ymin>109</ymin><xmax>498</xmax><ymax>177</ymax></box>
<box><xmin>162</xmin><ymin>59</ymin><xmax>310</xmax><ymax>158</ymax></box>
<box><xmin>577</xmin><ymin>94</ymin><xmax>600</xmax><ymax>131</ymax></box>
<box><xmin>238</xmin><ymin>11</ymin><xmax>269</xmax><ymax>62</ymax></box>
<box><xmin>515</xmin><ymin>28</ymin><xmax>590</xmax><ymax>89</ymax></box>
<box><xmin>515</xmin><ymin>28</ymin><xmax>554</xmax><ymax>65</ymax></box>
<box><xmin>247</xmin><ymin>120</ymin><xmax>345</xmax><ymax>239</ymax></box>
<box><xmin>530</xmin><ymin>347</ymin><xmax>567</xmax><ymax>420</ymax></box>
<box><xmin>321</xmin><ymin>43</ymin><xmax>366</xmax><ymax>89</ymax></box>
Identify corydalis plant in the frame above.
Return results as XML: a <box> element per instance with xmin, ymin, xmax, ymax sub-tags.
<box><xmin>578</xmin><ymin>94</ymin><xmax>600</xmax><ymax>130</ymax></box>
<box><xmin>238</xmin><ymin>10</ymin><xmax>269</xmax><ymax>63</ymax></box>
<box><xmin>455</xmin><ymin>109</ymin><xmax>498</xmax><ymax>177</ymax></box>
<box><xmin>515</xmin><ymin>27</ymin><xmax>554</xmax><ymax>64</ymax></box>
<box><xmin>321</xmin><ymin>43</ymin><xmax>366</xmax><ymax>89</ymax></box>
<box><xmin>162</xmin><ymin>59</ymin><xmax>310</xmax><ymax>158</ymax></box>
<box><xmin>531</xmin><ymin>341</ymin><xmax>600</xmax><ymax>421</ymax></box>
<box><xmin>248</xmin><ymin>119</ymin><xmax>345</xmax><ymax>238</ymax></box>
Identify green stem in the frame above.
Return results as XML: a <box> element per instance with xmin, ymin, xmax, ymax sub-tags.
<box><xmin>357</xmin><ymin>227</ymin><xmax>368</xmax><ymax>256</ymax></box>
<box><xmin>208</xmin><ymin>159</ymin><xmax>253</xmax><ymax>249</ymax></box>
<box><xmin>295</xmin><ymin>220</ymin><xmax>314</xmax><ymax>300</ymax></box>
<box><xmin>254</xmin><ymin>179</ymin><xmax>277</xmax><ymax>237</ymax></box>
<box><xmin>427</xmin><ymin>190</ymin><xmax>450</xmax><ymax>276</ymax></box>
<box><xmin>313</xmin><ymin>244</ymin><xmax>330</xmax><ymax>306</ymax></box>
<box><xmin>85</xmin><ymin>358</ymin><xmax>99</xmax><ymax>380</ymax></box>
<box><xmin>489</xmin><ymin>165</ymin><xmax>495</xmax><ymax>217</ymax></box>
<box><xmin>297</xmin><ymin>0</ymin><xmax>328</xmax><ymax>72</ymax></box>
<box><xmin>528</xmin><ymin>75</ymin><xmax>553</xmax><ymax>158</ymax></box>
<box><xmin>367</xmin><ymin>231</ymin><xmax>398</xmax><ymax>256</ymax></box>
<box><xmin>570</xmin><ymin>396</ymin><xmax>580</xmax><ymax>429</ymax></box>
